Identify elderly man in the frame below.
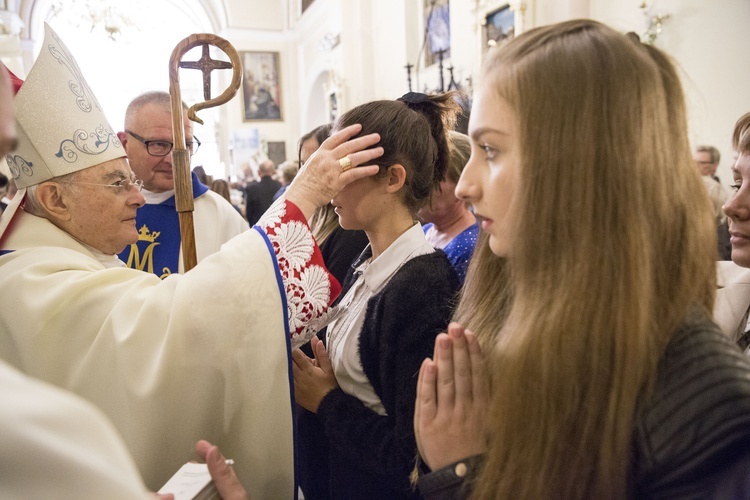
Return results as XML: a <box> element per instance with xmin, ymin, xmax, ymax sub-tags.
<box><xmin>0</xmin><ymin>61</ymin><xmax>245</xmax><ymax>500</ymax></box>
<box><xmin>0</xmin><ymin>24</ymin><xmax>381</xmax><ymax>497</ymax></box>
<box><xmin>117</xmin><ymin>91</ymin><xmax>248</xmax><ymax>277</ymax></box>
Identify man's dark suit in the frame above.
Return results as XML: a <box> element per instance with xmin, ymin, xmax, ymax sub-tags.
<box><xmin>245</xmin><ymin>176</ymin><xmax>282</xmax><ymax>226</ymax></box>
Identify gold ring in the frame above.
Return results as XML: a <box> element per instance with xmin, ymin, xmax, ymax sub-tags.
<box><xmin>339</xmin><ymin>156</ymin><xmax>352</xmax><ymax>171</ymax></box>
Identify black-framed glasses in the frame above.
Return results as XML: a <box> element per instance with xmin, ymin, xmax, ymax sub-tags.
<box><xmin>58</xmin><ymin>173</ymin><xmax>144</xmax><ymax>195</ymax></box>
<box><xmin>126</xmin><ymin>130</ymin><xmax>201</xmax><ymax>156</ymax></box>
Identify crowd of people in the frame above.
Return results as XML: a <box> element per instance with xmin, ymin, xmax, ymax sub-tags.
<box><xmin>3</xmin><ymin>17</ymin><xmax>750</xmax><ymax>500</ymax></box>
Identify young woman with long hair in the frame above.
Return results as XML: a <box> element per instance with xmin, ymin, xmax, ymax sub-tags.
<box><xmin>414</xmin><ymin>19</ymin><xmax>750</xmax><ymax>499</ymax></box>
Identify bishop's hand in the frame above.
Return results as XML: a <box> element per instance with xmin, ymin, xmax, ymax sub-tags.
<box><xmin>285</xmin><ymin>124</ymin><xmax>383</xmax><ymax>220</ymax></box>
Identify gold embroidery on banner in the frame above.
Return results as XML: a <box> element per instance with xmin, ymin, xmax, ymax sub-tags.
<box><xmin>126</xmin><ymin>225</ymin><xmax>161</xmax><ymax>274</ymax></box>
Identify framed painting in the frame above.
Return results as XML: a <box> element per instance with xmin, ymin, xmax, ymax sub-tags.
<box><xmin>424</xmin><ymin>0</ymin><xmax>451</xmax><ymax>67</ymax></box>
<box><xmin>484</xmin><ymin>5</ymin><xmax>515</xmax><ymax>54</ymax></box>
<box><xmin>301</xmin><ymin>0</ymin><xmax>317</xmax><ymax>14</ymax></box>
<box><xmin>240</xmin><ymin>51</ymin><xmax>283</xmax><ymax>121</ymax></box>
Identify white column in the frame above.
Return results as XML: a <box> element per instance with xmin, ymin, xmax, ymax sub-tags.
<box><xmin>0</xmin><ymin>10</ymin><xmax>25</xmax><ymax>76</ymax></box>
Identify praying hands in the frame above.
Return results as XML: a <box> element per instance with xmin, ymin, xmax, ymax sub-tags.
<box><xmin>414</xmin><ymin>323</ymin><xmax>490</xmax><ymax>471</ymax></box>
<box><xmin>292</xmin><ymin>337</ymin><xmax>339</xmax><ymax>413</ymax></box>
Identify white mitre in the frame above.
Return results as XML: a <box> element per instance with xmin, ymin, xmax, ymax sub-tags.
<box><xmin>0</xmin><ymin>23</ymin><xmax>124</xmax><ymax>240</ymax></box>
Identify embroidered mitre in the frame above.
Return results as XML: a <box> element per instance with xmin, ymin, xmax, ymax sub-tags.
<box><xmin>7</xmin><ymin>22</ymin><xmax>124</xmax><ymax>189</ymax></box>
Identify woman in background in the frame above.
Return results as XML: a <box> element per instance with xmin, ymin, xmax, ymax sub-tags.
<box><xmin>209</xmin><ymin>178</ymin><xmax>241</xmax><ymax>214</ymax></box>
<box><xmin>419</xmin><ymin>130</ymin><xmax>478</xmax><ymax>283</ymax></box>
<box><xmin>193</xmin><ymin>165</ymin><xmax>212</xmax><ymax>186</ymax></box>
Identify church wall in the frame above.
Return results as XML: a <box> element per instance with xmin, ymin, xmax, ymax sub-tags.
<box><xmin>291</xmin><ymin>0</ymin><xmax>342</xmax><ymax>149</ymax></box>
<box><xmin>219</xmin><ymin>26</ymin><xmax>300</xmax><ymax>174</ymax></box>
<box><xmin>362</xmin><ymin>0</ymin><xmax>409</xmax><ymax>100</ymax></box>
<box><xmin>225</xmin><ymin>0</ymin><xmax>284</xmax><ymax>30</ymax></box>
<box><xmin>591</xmin><ymin>0</ymin><xmax>750</xmax><ymax>188</ymax></box>
<box><xmin>363</xmin><ymin>0</ymin><xmax>747</xmax><ymax>188</ymax></box>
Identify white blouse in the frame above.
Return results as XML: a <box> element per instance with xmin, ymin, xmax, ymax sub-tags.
<box><xmin>326</xmin><ymin>222</ymin><xmax>434</xmax><ymax>415</ymax></box>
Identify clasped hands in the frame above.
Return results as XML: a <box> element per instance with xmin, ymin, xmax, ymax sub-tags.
<box><xmin>292</xmin><ymin>337</ymin><xmax>339</xmax><ymax>413</ymax></box>
<box><xmin>292</xmin><ymin>322</ymin><xmax>490</xmax><ymax>472</ymax></box>
<box><xmin>414</xmin><ymin>322</ymin><xmax>490</xmax><ymax>471</ymax></box>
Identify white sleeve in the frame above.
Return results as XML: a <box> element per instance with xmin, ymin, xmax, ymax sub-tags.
<box><xmin>0</xmin><ymin>361</ymin><xmax>151</xmax><ymax>499</ymax></box>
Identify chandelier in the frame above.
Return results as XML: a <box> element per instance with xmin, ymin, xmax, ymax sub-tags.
<box><xmin>639</xmin><ymin>1</ymin><xmax>671</xmax><ymax>45</ymax></box>
<box><xmin>50</xmin><ymin>0</ymin><xmax>139</xmax><ymax>41</ymax></box>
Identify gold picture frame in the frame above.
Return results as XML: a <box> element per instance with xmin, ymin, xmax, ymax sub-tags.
<box><xmin>240</xmin><ymin>51</ymin><xmax>283</xmax><ymax>121</ymax></box>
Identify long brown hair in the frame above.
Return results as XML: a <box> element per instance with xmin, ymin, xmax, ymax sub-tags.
<box><xmin>456</xmin><ymin>20</ymin><xmax>716</xmax><ymax>498</ymax></box>
<box><xmin>210</xmin><ymin>178</ymin><xmax>232</xmax><ymax>204</ymax></box>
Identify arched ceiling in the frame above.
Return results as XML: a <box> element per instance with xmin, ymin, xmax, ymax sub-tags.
<box><xmin>224</xmin><ymin>0</ymin><xmax>285</xmax><ymax>31</ymax></box>
<box><xmin>14</xmin><ymin>0</ymin><xmax>288</xmax><ymax>39</ymax></box>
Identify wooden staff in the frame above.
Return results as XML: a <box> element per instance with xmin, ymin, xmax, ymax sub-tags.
<box><xmin>168</xmin><ymin>34</ymin><xmax>242</xmax><ymax>271</ymax></box>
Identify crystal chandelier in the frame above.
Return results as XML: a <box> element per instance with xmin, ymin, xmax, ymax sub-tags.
<box><xmin>639</xmin><ymin>1</ymin><xmax>671</xmax><ymax>45</ymax></box>
<box><xmin>50</xmin><ymin>0</ymin><xmax>138</xmax><ymax>41</ymax></box>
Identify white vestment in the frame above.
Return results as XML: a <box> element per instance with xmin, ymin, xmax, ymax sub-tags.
<box><xmin>0</xmin><ymin>359</ymin><xmax>151</xmax><ymax>499</ymax></box>
<box><xmin>0</xmin><ymin>199</ymin><xmax>335</xmax><ymax>497</ymax></box>
<box><xmin>186</xmin><ymin>189</ymin><xmax>249</xmax><ymax>269</ymax></box>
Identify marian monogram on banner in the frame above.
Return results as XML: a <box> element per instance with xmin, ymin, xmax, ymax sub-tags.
<box><xmin>126</xmin><ymin>225</ymin><xmax>172</xmax><ymax>279</ymax></box>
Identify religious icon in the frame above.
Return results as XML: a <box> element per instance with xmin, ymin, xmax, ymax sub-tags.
<box><xmin>240</xmin><ymin>51</ymin><xmax>283</xmax><ymax>121</ymax></box>
<box><xmin>484</xmin><ymin>5</ymin><xmax>515</xmax><ymax>53</ymax></box>
<box><xmin>424</xmin><ymin>0</ymin><xmax>451</xmax><ymax>67</ymax></box>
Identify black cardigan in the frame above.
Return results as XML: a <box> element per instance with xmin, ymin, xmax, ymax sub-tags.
<box><xmin>297</xmin><ymin>250</ymin><xmax>459</xmax><ymax>500</ymax></box>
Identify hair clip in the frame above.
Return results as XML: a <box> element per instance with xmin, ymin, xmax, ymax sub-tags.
<box><xmin>398</xmin><ymin>92</ymin><xmax>430</xmax><ymax>104</ymax></box>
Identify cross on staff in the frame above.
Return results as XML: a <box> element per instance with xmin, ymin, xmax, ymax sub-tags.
<box><xmin>169</xmin><ymin>33</ymin><xmax>242</xmax><ymax>271</ymax></box>
<box><xmin>180</xmin><ymin>43</ymin><xmax>233</xmax><ymax>101</ymax></box>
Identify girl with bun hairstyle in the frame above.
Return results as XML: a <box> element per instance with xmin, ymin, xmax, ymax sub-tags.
<box><xmin>293</xmin><ymin>92</ymin><xmax>461</xmax><ymax>499</ymax></box>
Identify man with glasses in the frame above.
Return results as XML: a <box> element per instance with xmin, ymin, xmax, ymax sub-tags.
<box><xmin>0</xmin><ymin>24</ymin><xmax>382</xmax><ymax>498</ymax></box>
<box><xmin>117</xmin><ymin>91</ymin><xmax>247</xmax><ymax>277</ymax></box>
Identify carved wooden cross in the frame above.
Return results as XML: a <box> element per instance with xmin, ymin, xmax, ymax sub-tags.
<box><xmin>169</xmin><ymin>34</ymin><xmax>242</xmax><ymax>271</ymax></box>
<box><xmin>179</xmin><ymin>43</ymin><xmax>234</xmax><ymax>101</ymax></box>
